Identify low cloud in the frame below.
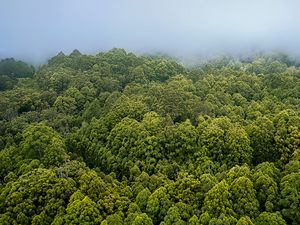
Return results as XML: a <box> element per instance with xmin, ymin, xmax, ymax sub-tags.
<box><xmin>1</xmin><ymin>0</ymin><xmax>299</xmax><ymax>64</ymax></box>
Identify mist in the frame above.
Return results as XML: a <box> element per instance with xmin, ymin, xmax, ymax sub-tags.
<box><xmin>1</xmin><ymin>0</ymin><xmax>300</xmax><ymax>64</ymax></box>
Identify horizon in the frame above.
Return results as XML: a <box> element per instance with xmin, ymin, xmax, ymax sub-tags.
<box><xmin>1</xmin><ymin>0</ymin><xmax>300</xmax><ymax>64</ymax></box>
<box><xmin>1</xmin><ymin>48</ymin><xmax>300</xmax><ymax>68</ymax></box>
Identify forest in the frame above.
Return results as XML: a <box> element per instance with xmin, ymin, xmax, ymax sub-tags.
<box><xmin>0</xmin><ymin>48</ymin><xmax>300</xmax><ymax>225</ymax></box>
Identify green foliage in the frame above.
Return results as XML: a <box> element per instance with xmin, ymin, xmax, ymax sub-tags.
<box><xmin>163</xmin><ymin>205</ymin><xmax>186</xmax><ymax>225</ymax></box>
<box><xmin>136</xmin><ymin>188</ymin><xmax>151</xmax><ymax>211</ymax></box>
<box><xmin>253</xmin><ymin>164</ymin><xmax>279</xmax><ymax>212</ymax></box>
<box><xmin>199</xmin><ymin>117</ymin><xmax>252</xmax><ymax>166</ymax></box>
<box><xmin>0</xmin><ymin>75</ymin><xmax>17</xmax><ymax>91</ymax></box>
<box><xmin>2</xmin><ymin>49</ymin><xmax>300</xmax><ymax>224</ymax></box>
<box><xmin>20</xmin><ymin>123</ymin><xmax>68</xmax><ymax>166</ymax></box>
<box><xmin>0</xmin><ymin>168</ymin><xmax>76</xmax><ymax>225</ymax></box>
<box><xmin>202</xmin><ymin>180</ymin><xmax>235</xmax><ymax>218</ymax></box>
<box><xmin>188</xmin><ymin>215</ymin><xmax>200</xmax><ymax>225</ymax></box>
<box><xmin>236</xmin><ymin>216</ymin><xmax>254</xmax><ymax>225</ymax></box>
<box><xmin>255</xmin><ymin>212</ymin><xmax>287</xmax><ymax>225</ymax></box>
<box><xmin>146</xmin><ymin>186</ymin><xmax>172</xmax><ymax>224</ymax></box>
<box><xmin>127</xmin><ymin>213</ymin><xmax>153</xmax><ymax>225</ymax></box>
<box><xmin>62</xmin><ymin>195</ymin><xmax>102</xmax><ymax>224</ymax></box>
<box><xmin>230</xmin><ymin>176</ymin><xmax>259</xmax><ymax>218</ymax></box>
<box><xmin>0</xmin><ymin>58</ymin><xmax>35</xmax><ymax>78</ymax></box>
<box><xmin>246</xmin><ymin>116</ymin><xmax>277</xmax><ymax>164</ymax></box>
<box><xmin>280</xmin><ymin>172</ymin><xmax>300</xmax><ymax>224</ymax></box>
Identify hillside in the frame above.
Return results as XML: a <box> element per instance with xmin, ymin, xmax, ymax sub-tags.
<box><xmin>0</xmin><ymin>49</ymin><xmax>300</xmax><ymax>225</ymax></box>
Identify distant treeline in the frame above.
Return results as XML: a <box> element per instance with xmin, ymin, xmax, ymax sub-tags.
<box><xmin>0</xmin><ymin>58</ymin><xmax>35</xmax><ymax>91</ymax></box>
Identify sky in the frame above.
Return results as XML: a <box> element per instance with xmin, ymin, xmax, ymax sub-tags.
<box><xmin>0</xmin><ymin>0</ymin><xmax>300</xmax><ymax>63</ymax></box>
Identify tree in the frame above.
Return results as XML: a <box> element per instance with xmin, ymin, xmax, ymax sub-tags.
<box><xmin>125</xmin><ymin>213</ymin><xmax>153</xmax><ymax>225</ymax></box>
<box><xmin>188</xmin><ymin>215</ymin><xmax>200</xmax><ymax>225</ymax></box>
<box><xmin>101</xmin><ymin>213</ymin><xmax>123</xmax><ymax>225</ymax></box>
<box><xmin>146</xmin><ymin>186</ymin><xmax>172</xmax><ymax>224</ymax></box>
<box><xmin>136</xmin><ymin>188</ymin><xmax>151</xmax><ymax>211</ymax></box>
<box><xmin>202</xmin><ymin>180</ymin><xmax>235</xmax><ymax>218</ymax></box>
<box><xmin>20</xmin><ymin>122</ymin><xmax>68</xmax><ymax>166</ymax></box>
<box><xmin>206</xmin><ymin>214</ymin><xmax>237</xmax><ymax>225</ymax></box>
<box><xmin>230</xmin><ymin>176</ymin><xmax>259</xmax><ymax>218</ymax></box>
<box><xmin>0</xmin><ymin>58</ymin><xmax>35</xmax><ymax>78</ymax></box>
<box><xmin>158</xmin><ymin>119</ymin><xmax>198</xmax><ymax>162</ymax></box>
<box><xmin>54</xmin><ymin>96</ymin><xmax>76</xmax><ymax>114</ymax></box>
<box><xmin>0</xmin><ymin>168</ymin><xmax>76</xmax><ymax>225</ymax></box>
<box><xmin>0</xmin><ymin>146</ymin><xmax>22</xmax><ymax>181</ymax></box>
<box><xmin>280</xmin><ymin>172</ymin><xmax>300</xmax><ymax>224</ymax></box>
<box><xmin>226</xmin><ymin>165</ymin><xmax>251</xmax><ymax>184</ymax></box>
<box><xmin>246</xmin><ymin>116</ymin><xmax>277</xmax><ymax>164</ymax></box>
<box><xmin>236</xmin><ymin>216</ymin><xmax>254</xmax><ymax>225</ymax></box>
<box><xmin>199</xmin><ymin>117</ymin><xmax>252</xmax><ymax>166</ymax></box>
<box><xmin>283</xmin><ymin>149</ymin><xmax>300</xmax><ymax>175</ymax></box>
<box><xmin>79</xmin><ymin>170</ymin><xmax>107</xmax><ymax>202</ymax></box>
<box><xmin>167</xmin><ymin>172</ymin><xmax>205</xmax><ymax>210</ymax></box>
<box><xmin>2</xmin><ymin>49</ymin><xmax>300</xmax><ymax>225</ymax></box>
<box><xmin>62</xmin><ymin>195</ymin><xmax>102</xmax><ymax>224</ymax></box>
<box><xmin>273</xmin><ymin>109</ymin><xmax>300</xmax><ymax>164</ymax></box>
<box><xmin>163</xmin><ymin>206</ymin><xmax>186</xmax><ymax>225</ymax></box>
<box><xmin>253</xmin><ymin>171</ymin><xmax>278</xmax><ymax>212</ymax></box>
<box><xmin>0</xmin><ymin>75</ymin><xmax>17</xmax><ymax>91</ymax></box>
<box><xmin>255</xmin><ymin>212</ymin><xmax>287</xmax><ymax>225</ymax></box>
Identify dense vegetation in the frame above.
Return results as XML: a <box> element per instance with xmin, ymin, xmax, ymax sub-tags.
<box><xmin>0</xmin><ymin>58</ymin><xmax>35</xmax><ymax>91</ymax></box>
<box><xmin>1</xmin><ymin>49</ymin><xmax>300</xmax><ymax>225</ymax></box>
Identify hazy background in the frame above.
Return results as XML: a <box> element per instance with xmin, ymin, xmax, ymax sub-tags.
<box><xmin>1</xmin><ymin>0</ymin><xmax>300</xmax><ymax>64</ymax></box>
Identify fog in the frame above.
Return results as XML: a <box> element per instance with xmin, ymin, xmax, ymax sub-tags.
<box><xmin>1</xmin><ymin>0</ymin><xmax>300</xmax><ymax>64</ymax></box>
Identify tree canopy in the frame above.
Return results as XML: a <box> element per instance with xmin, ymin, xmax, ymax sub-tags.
<box><xmin>1</xmin><ymin>49</ymin><xmax>300</xmax><ymax>224</ymax></box>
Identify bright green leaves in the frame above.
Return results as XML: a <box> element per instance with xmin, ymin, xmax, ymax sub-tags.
<box><xmin>107</xmin><ymin>117</ymin><xmax>149</xmax><ymax>160</ymax></box>
<box><xmin>202</xmin><ymin>180</ymin><xmax>235</xmax><ymax>218</ymax></box>
<box><xmin>125</xmin><ymin>213</ymin><xmax>153</xmax><ymax>225</ymax></box>
<box><xmin>253</xmin><ymin>164</ymin><xmax>279</xmax><ymax>212</ymax></box>
<box><xmin>101</xmin><ymin>213</ymin><xmax>123</xmax><ymax>225</ymax></box>
<box><xmin>230</xmin><ymin>177</ymin><xmax>259</xmax><ymax>218</ymax></box>
<box><xmin>147</xmin><ymin>76</ymin><xmax>200</xmax><ymax>123</ymax></box>
<box><xmin>225</xmin><ymin>126</ymin><xmax>252</xmax><ymax>166</ymax></box>
<box><xmin>167</xmin><ymin>172</ymin><xmax>210</xmax><ymax>210</ymax></box>
<box><xmin>280</xmin><ymin>172</ymin><xmax>300</xmax><ymax>224</ymax></box>
<box><xmin>0</xmin><ymin>146</ymin><xmax>22</xmax><ymax>180</ymax></box>
<box><xmin>105</xmin><ymin>117</ymin><xmax>154</xmax><ymax>177</ymax></box>
<box><xmin>2</xmin><ymin>49</ymin><xmax>300</xmax><ymax>225</ymax></box>
<box><xmin>0</xmin><ymin>168</ymin><xmax>76</xmax><ymax>225</ymax></box>
<box><xmin>79</xmin><ymin>170</ymin><xmax>107</xmax><ymax>201</ymax></box>
<box><xmin>63</xmin><ymin>195</ymin><xmax>102</xmax><ymax>225</ymax></box>
<box><xmin>236</xmin><ymin>216</ymin><xmax>254</xmax><ymax>225</ymax></box>
<box><xmin>199</xmin><ymin>117</ymin><xmax>252</xmax><ymax>166</ymax></box>
<box><xmin>159</xmin><ymin>119</ymin><xmax>198</xmax><ymax>162</ymax></box>
<box><xmin>132</xmin><ymin>213</ymin><xmax>153</xmax><ymax>225</ymax></box>
<box><xmin>162</xmin><ymin>205</ymin><xmax>186</xmax><ymax>225</ymax></box>
<box><xmin>273</xmin><ymin>109</ymin><xmax>300</xmax><ymax>164</ymax></box>
<box><xmin>146</xmin><ymin>186</ymin><xmax>172</xmax><ymax>224</ymax></box>
<box><xmin>136</xmin><ymin>188</ymin><xmax>151</xmax><ymax>211</ymax></box>
<box><xmin>20</xmin><ymin>123</ymin><xmax>68</xmax><ymax>167</ymax></box>
<box><xmin>255</xmin><ymin>212</ymin><xmax>287</xmax><ymax>225</ymax></box>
